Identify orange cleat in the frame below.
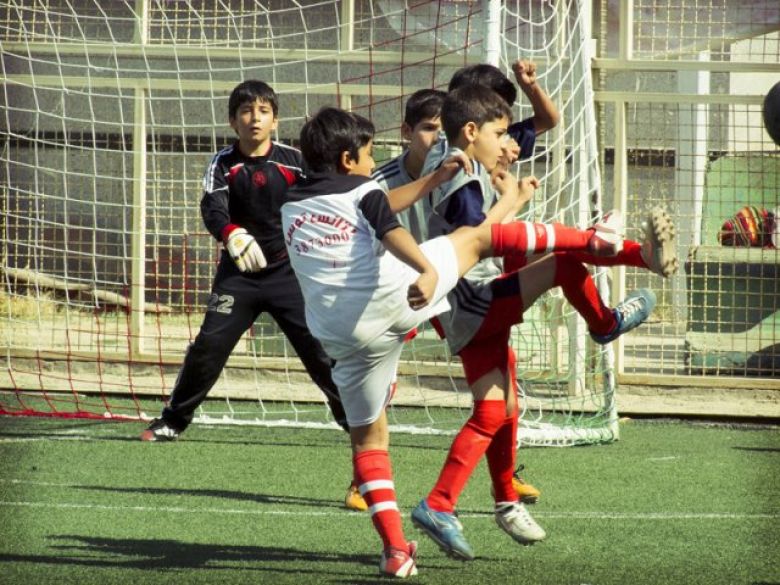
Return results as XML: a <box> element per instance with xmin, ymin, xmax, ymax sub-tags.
<box><xmin>492</xmin><ymin>464</ymin><xmax>541</xmax><ymax>504</ymax></box>
<box><xmin>512</xmin><ymin>465</ymin><xmax>540</xmax><ymax>504</ymax></box>
<box><xmin>344</xmin><ymin>481</ymin><xmax>368</xmax><ymax>512</ymax></box>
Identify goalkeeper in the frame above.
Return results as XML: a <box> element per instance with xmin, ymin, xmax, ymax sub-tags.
<box><xmin>141</xmin><ymin>80</ymin><xmax>347</xmax><ymax>441</ymax></box>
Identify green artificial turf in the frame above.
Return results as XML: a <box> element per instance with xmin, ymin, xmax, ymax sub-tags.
<box><xmin>0</xmin><ymin>415</ymin><xmax>778</xmax><ymax>585</ymax></box>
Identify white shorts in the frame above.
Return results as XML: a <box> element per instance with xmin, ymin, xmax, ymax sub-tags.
<box><xmin>332</xmin><ymin>331</ymin><xmax>406</xmax><ymax>427</ymax></box>
<box><xmin>332</xmin><ymin>236</ymin><xmax>459</xmax><ymax>427</ymax></box>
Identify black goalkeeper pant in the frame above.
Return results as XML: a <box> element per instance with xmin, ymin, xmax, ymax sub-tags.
<box><xmin>161</xmin><ymin>252</ymin><xmax>346</xmax><ymax>431</ymax></box>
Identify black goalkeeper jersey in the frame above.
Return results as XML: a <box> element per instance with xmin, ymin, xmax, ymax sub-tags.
<box><xmin>200</xmin><ymin>140</ymin><xmax>305</xmax><ymax>264</ymax></box>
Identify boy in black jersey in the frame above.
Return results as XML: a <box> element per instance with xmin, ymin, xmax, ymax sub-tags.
<box><xmin>140</xmin><ymin>80</ymin><xmax>347</xmax><ymax>440</ymax></box>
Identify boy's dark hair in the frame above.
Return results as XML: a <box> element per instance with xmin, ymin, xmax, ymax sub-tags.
<box><xmin>300</xmin><ymin>107</ymin><xmax>375</xmax><ymax>173</ymax></box>
<box><xmin>228</xmin><ymin>80</ymin><xmax>278</xmax><ymax>119</ymax></box>
<box><xmin>441</xmin><ymin>85</ymin><xmax>512</xmax><ymax>143</ymax></box>
<box><xmin>448</xmin><ymin>64</ymin><xmax>517</xmax><ymax>108</ymax></box>
<box><xmin>404</xmin><ymin>89</ymin><xmax>446</xmax><ymax>128</ymax></box>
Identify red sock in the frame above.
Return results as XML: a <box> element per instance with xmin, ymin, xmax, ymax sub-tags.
<box><xmin>427</xmin><ymin>400</ymin><xmax>506</xmax><ymax>512</ymax></box>
<box><xmin>354</xmin><ymin>450</ymin><xmax>406</xmax><ymax>551</ymax></box>
<box><xmin>486</xmin><ymin>349</ymin><xmax>520</xmax><ymax>503</ymax></box>
<box><xmin>491</xmin><ymin>221</ymin><xmax>593</xmax><ymax>257</ymax></box>
<box><xmin>553</xmin><ymin>253</ymin><xmax>616</xmax><ymax>336</ymax></box>
<box><xmin>568</xmin><ymin>239</ymin><xmax>645</xmax><ymax>268</ymax></box>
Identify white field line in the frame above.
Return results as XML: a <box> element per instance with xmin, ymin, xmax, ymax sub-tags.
<box><xmin>0</xmin><ymin>436</ymin><xmax>97</xmax><ymax>443</ymax></box>
<box><xmin>1</xmin><ymin>479</ymin><xmax>777</xmax><ymax>521</ymax></box>
<box><xmin>0</xmin><ymin>501</ymin><xmax>775</xmax><ymax>521</ymax></box>
<box><xmin>0</xmin><ymin>428</ymin><xmax>129</xmax><ymax>443</ymax></box>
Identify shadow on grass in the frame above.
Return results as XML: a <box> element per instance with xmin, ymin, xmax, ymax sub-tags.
<box><xmin>75</xmin><ymin>485</ymin><xmax>342</xmax><ymax>509</ymax></box>
<box><xmin>0</xmin><ymin>419</ymin><xmax>113</xmax><ymax>432</ymax></box>
<box><xmin>0</xmin><ymin>534</ymin><xmax>375</xmax><ymax>575</ymax></box>
<box><xmin>0</xmin><ymin>535</ymin><xmax>472</xmax><ymax>584</ymax></box>
<box><xmin>733</xmin><ymin>446</ymin><xmax>780</xmax><ymax>453</ymax></box>
<box><xmin>0</xmin><ymin>429</ymin><xmax>449</xmax><ymax>453</ymax></box>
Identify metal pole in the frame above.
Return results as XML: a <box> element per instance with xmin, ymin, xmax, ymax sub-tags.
<box><xmin>340</xmin><ymin>0</ymin><xmax>355</xmax><ymax>111</ymax></box>
<box><xmin>130</xmin><ymin>0</ymin><xmax>148</xmax><ymax>356</ymax></box>
<box><xmin>482</xmin><ymin>0</ymin><xmax>501</xmax><ymax>66</ymax></box>
<box><xmin>675</xmin><ymin>52</ymin><xmax>710</xmax><ymax>316</ymax></box>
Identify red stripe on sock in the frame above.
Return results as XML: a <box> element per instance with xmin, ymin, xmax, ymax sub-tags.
<box><xmin>491</xmin><ymin>221</ymin><xmax>592</xmax><ymax>257</ymax></box>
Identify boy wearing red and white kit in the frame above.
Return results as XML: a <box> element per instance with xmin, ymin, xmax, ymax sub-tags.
<box><xmin>345</xmin><ymin>87</ymin><xmax>541</xmax><ymax>511</ymax></box>
<box><xmin>410</xmin><ymin>68</ymin><xmax>676</xmax><ymax>560</ymax></box>
<box><xmin>282</xmin><ymin>88</ymin><xmax>645</xmax><ymax>576</ymax></box>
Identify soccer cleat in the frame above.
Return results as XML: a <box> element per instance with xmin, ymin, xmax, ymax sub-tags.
<box><xmin>379</xmin><ymin>541</ymin><xmax>418</xmax><ymax>578</ymax></box>
<box><xmin>344</xmin><ymin>482</ymin><xmax>368</xmax><ymax>512</ymax></box>
<box><xmin>587</xmin><ymin>209</ymin><xmax>624</xmax><ymax>256</ymax></box>
<box><xmin>139</xmin><ymin>418</ymin><xmax>180</xmax><ymax>442</ymax></box>
<box><xmin>590</xmin><ymin>288</ymin><xmax>657</xmax><ymax>345</ymax></box>
<box><xmin>495</xmin><ymin>502</ymin><xmax>546</xmax><ymax>545</ymax></box>
<box><xmin>641</xmin><ymin>206</ymin><xmax>679</xmax><ymax>278</ymax></box>
<box><xmin>411</xmin><ymin>499</ymin><xmax>474</xmax><ymax>561</ymax></box>
<box><xmin>512</xmin><ymin>464</ymin><xmax>541</xmax><ymax>504</ymax></box>
<box><xmin>490</xmin><ymin>464</ymin><xmax>541</xmax><ymax>504</ymax></box>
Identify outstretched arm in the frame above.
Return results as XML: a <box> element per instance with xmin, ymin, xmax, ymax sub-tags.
<box><xmin>512</xmin><ymin>59</ymin><xmax>560</xmax><ymax>135</ymax></box>
<box><xmin>386</xmin><ymin>152</ymin><xmax>473</xmax><ymax>213</ymax></box>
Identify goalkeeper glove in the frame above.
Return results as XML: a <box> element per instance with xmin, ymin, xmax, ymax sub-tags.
<box><xmin>224</xmin><ymin>226</ymin><xmax>267</xmax><ymax>272</ymax></box>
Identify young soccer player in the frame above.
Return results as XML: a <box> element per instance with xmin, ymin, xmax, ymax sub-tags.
<box><xmin>340</xmin><ymin>89</ymin><xmax>471</xmax><ymax>511</ymax></box>
<box><xmin>419</xmin><ymin>59</ymin><xmax>560</xmax><ymax>217</ymax></box>
<box><xmin>281</xmin><ymin>99</ymin><xmax>632</xmax><ymax>578</ymax></box>
<box><xmin>373</xmin><ymin>89</ymin><xmax>447</xmax><ymax>242</ymax></box>
<box><xmin>409</xmin><ymin>80</ymin><xmax>676</xmax><ymax>560</ymax></box>
<box><xmin>340</xmin><ymin>87</ymin><xmax>540</xmax><ymax>512</ymax></box>
<box><xmin>140</xmin><ymin>80</ymin><xmax>347</xmax><ymax>441</ymax></box>
<box><xmin>390</xmin><ymin>63</ymin><xmax>564</xmax><ymax>510</ymax></box>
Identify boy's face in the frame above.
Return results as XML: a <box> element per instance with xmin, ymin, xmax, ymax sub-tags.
<box><xmin>229</xmin><ymin>98</ymin><xmax>278</xmax><ymax>153</ymax></box>
<box><xmin>470</xmin><ymin>115</ymin><xmax>510</xmax><ymax>172</ymax></box>
<box><xmin>343</xmin><ymin>140</ymin><xmax>375</xmax><ymax>177</ymax></box>
<box><xmin>402</xmin><ymin>116</ymin><xmax>442</xmax><ymax>159</ymax></box>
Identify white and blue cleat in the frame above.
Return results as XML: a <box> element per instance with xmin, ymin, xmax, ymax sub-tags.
<box><xmin>591</xmin><ymin>288</ymin><xmax>657</xmax><ymax>345</ymax></box>
<box><xmin>411</xmin><ymin>499</ymin><xmax>474</xmax><ymax>561</ymax></box>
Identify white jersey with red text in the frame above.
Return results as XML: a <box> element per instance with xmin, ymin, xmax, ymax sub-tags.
<box><xmin>281</xmin><ymin>173</ymin><xmax>454</xmax><ymax>360</ymax></box>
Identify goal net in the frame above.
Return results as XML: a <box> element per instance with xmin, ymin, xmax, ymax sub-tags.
<box><xmin>1</xmin><ymin>0</ymin><xmax>615</xmax><ymax>445</ymax></box>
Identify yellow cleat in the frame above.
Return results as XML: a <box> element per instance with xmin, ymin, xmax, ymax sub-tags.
<box><xmin>345</xmin><ymin>482</ymin><xmax>368</xmax><ymax>511</ymax></box>
<box><xmin>512</xmin><ymin>466</ymin><xmax>540</xmax><ymax>504</ymax></box>
<box><xmin>492</xmin><ymin>464</ymin><xmax>541</xmax><ymax>504</ymax></box>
